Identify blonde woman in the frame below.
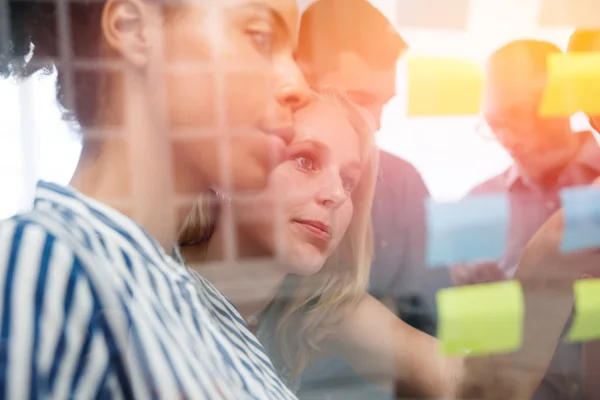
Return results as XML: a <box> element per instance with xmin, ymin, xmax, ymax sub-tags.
<box><xmin>177</xmin><ymin>88</ymin><xmax>378</xmax><ymax>391</ymax></box>
<box><xmin>177</xmin><ymin>87</ymin><xmax>600</xmax><ymax>399</ymax></box>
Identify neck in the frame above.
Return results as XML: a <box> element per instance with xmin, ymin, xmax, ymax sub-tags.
<box><xmin>188</xmin><ymin>221</ymin><xmax>287</xmax><ymax>322</ymax></box>
<box><xmin>70</xmin><ymin>71</ymin><xmax>207</xmax><ymax>251</ymax></box>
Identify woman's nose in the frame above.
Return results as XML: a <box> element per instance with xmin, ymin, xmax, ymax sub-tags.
<box><xmin>274</xmin><ymin>57</ymin><xmax>311</xmax><ymax>112</ymax></box>
<box><xmin>316</xmin><ymin>173</ymin><xmax>347</xmax><ymax>209</ymax></box>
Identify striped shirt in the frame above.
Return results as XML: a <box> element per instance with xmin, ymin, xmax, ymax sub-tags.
<box><xmin>0</xmin><ymin>181</ymin><xmax>298</xmax><ymax>399</ymax></box>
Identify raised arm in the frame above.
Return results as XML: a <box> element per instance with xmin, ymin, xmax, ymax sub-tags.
<box><xmin>328</xmin><ymin>294</ymin><xmax>460</xmax><ymax>398</ymax></box>
<box><xmin>330</xmin><ymin>207</ymin><xmax>600</xmax><ymax>399</ymax></box>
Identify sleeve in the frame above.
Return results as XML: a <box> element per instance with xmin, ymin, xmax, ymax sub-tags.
<box><xmin>0</xmin><ymin>218</ymin><xmax>122</xmax><ymax>399</ymax></box>
<box><xmin>393</xmin><ymin>160</ymin><xmax>430</xmax><ymax>296</ymax></box>
<box><xmin>374</xmin><ymin>154</ymin><xmax>449</xmax><ymax>336</ymax></box>
<box><xmin>389</xmin><ymin>162</ymin><xmax>443</xmax><ymax>336</ymax></box>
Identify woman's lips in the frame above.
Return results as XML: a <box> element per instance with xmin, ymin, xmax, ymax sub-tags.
<box><xmin>293</xmin><ymin>219</ymin><xmax>332</xmax><ymax>241</ymax></box>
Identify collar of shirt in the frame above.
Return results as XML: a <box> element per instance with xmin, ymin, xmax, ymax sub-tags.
<box><xmin>34</xmin><ymin>180</ymin><xmax>173</xmax><ymax>268</ymax></box>
<box><xmin>504</xmin><ymin>131</ymin><xmax>600</xmax><ymax>191</ymax></box>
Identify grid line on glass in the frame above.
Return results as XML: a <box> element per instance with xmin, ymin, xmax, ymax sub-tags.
<box><xmin>25</xmin><ymin>58</ymin><xmax>271</xmax><ymax>73</ymax></box>
<box><xmin>55</xmin><ymin>0</ymin><xmax>75</xmax><ymax>112</ymax></box>
<box><xmin>127</xmin><ymin>6</ymin><xmax>177</xmax><ymax>246</ymax></box>
<box><xmin>210</xmin><ymin>11</ymin><xmax>238</xmax><ymax>262</ymax></box>
<box><xmin>0</xmin><ymin>0</ymin><xmax>9</xmax><ymax>60</ymax></box>
<box><xmin>18</xmin><ymin>79</ymin><xmax>37</xmax><ymax>212</ymax></box>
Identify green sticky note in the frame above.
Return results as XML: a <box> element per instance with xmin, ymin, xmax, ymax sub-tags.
<box><xmin>567</xmin><ymin>279</ymin><xmax>600</xmax><ymax>343</ymax></box>
<box><xmin>437</xmin><ymin>281</ymin><xmax>524</xmax><ymax>356</ymax></box>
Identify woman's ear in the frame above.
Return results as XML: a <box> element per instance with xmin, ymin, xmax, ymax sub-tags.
<box><xmin>101</xmin><ymin>0</ymin><xmax>155</xmax><ymax>68</ymax></box>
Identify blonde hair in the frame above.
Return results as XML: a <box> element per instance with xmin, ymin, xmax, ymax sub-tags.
<box><xmin>178</xmin><ymin>87</ymin><xmax>379</xmax><ymax>376</ymax></box>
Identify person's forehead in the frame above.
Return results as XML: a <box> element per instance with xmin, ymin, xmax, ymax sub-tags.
<box><xmin>483</xmin><ymin>56</ymin><xmax>547</xmax><ymax>113</ymax></box>
<box><xmin>225</xmin><ymin>0</ymin><xmax>299</xmax><ymax>34</ymax></box>
<box><xmin>295</xmin><ymin>101</ymin><xmax>354</xmax><ymax>140</ymax></box>
<box><xmin>297</xmin><ymin>0</ymin><xmax>386</xmax><ymax>16</ymax></box>
<box><xmin>482</xmin><ymin>84</ymin><xmax>541</xmax><ymax>117</ymax></box>
<box><xmin>320</xmin><ymin>53</ymin><xmax>396</xmax><ymax>99</ymax></box>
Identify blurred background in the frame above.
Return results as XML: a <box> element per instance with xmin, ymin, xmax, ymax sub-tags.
<box><xmin>2</xmin><ymin>0</ymin><xmax>594</xmax><ymax>220</ymax></box>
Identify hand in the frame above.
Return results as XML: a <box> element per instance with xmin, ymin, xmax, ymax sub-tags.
<box><xmin>517</xmin><ymin>208</ymin><xmax>600</xmax><ymax>287</ymax></box>
<box><xmin>450</xmin><ymin>262</ymin><xmax>507</xmax><ymax>286</ymax></box>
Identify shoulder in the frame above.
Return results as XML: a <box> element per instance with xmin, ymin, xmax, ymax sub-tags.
<box><xmin>0</xmin><ymin>211</ymin><xmax>103</xmax><ymax>297</ymax></box>
<box><xmin>468</xmin><ymin>170</ymin><xmax>511</xmax><ymax>195</ymax></box>
<box><xmin>2</xmin><ymin>209</ymin><xmax>89</xmax><ymax>262</ymax></box>
<box><xmin>376</xmin><ymin>150</ymin><xmax>430</xmax><ymax>198</ymax></box>
<box><xmin>0</xmin><ymin>205</ymin><xmax>127</xmax><ymax>317</ymax></box>
<box><xmin>378</xmin><ymin>150</ymin><xmax>422</xmax><ymax>177</ymax></box>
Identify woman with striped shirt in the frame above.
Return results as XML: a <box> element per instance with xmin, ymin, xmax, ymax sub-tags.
<box><xmin>0</xmin><ymin>0</ymin><xmax>311</xmax><ymax>398</ymax></box>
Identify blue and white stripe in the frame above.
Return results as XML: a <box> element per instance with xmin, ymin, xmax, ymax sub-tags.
<box><xmin>0</xmin><ymin>181</ymin><xmax>297</xmax><ymax>399</ymax></box>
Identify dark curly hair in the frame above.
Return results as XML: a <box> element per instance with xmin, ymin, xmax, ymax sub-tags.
<box><xmin>1</xmin><ymin>0</ymin><xmax>123</xmax><ymax>139</ymax></box>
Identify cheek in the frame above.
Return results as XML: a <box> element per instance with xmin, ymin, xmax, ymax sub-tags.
<box><xmin>225</xmin><ymin>72</ymin><xmax>270</xmax><ymax>125</ymax></box>
<box><xmin>162</xmin><ymin>12</ymin><xmax>216</xmax><ymax>128</ymax></box>
<box><xmin>235</xmin><ymin>170</ymin><xmax>296</xmax><ymax>225</ymax></box>
<box><xmin>163</xmin><ymin>13</ymin><xmax>270</xmax><ymax>128</ymax></box>
<box><xmin>220</xmin><ymin>30</ymin><xmax>271</xmax><ymax>126</ymax></box>
<box><xmin>332</xmin><ymin>203</ymin><xmax>354</xmax><ymax>247</ymax></box>
<box><xmin>166</xmin><ymin>72</ymin><xmax>216</xmax><ymax>127</ymax></box>
<box><xmin>268</xmin><ymin>166</ymin><xmax>314</xmax><ymax>199</ymax></box>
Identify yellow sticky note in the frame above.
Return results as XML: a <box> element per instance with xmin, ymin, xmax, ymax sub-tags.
<box><xmin>407</xmin><ymin>57</ymin><xmax>483</xmax><ymax>116</ymax></box>
<box><xmin>539</xmin><ymin>53</ymin><xmax>600</xmax><ymax>117</ymax></box>
<box><xmin>566</xmin><ymin>279</ymin><xmax>600</xmax><ymax>343</ymax></box>
<box><xmin>437</xmin><ymin>281</ymin><xmax>524</xmax><ymax>356</ymax></box>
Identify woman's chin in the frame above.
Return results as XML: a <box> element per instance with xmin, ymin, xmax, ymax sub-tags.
<box><xmin>282</xmin><ymin>248</ymin><xmax>326</xmax><ymax>276</ymax></box>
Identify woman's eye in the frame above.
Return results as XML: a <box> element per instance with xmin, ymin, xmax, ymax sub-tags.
<box><xmin>247</xmin><ymin>30</ymin><xmax>274</xmax><ymax>54</ymax></box>
<box><xmin>342</xmin><ymin>178</ymin><xmax>357</xmax><ymax>192</ymax></box>
<box><xmin>294</xmin><ymin>156</ymin><xmax>315</xmax><ymax>171</ymax></box>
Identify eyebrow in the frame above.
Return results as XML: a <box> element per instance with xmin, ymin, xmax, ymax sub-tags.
<box><xmin>239</xmin><ymin>2</ymin><xmax>292</xmax><ymax>43</ymax></box>
<box><xmin>291</xmin><ymin>139</ymin><xmax>328</xmax><ymax>154</ymax></box>
<box><xmin>347</xmin><ymin>90</ymin><xmax>377</xmax><ymax>102</ymax></box>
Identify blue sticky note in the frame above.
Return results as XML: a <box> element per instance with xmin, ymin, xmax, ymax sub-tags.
<box><xmin>560</xmin><ymin>186</ymin><xmax>600</xmax><ymax>253</ymax></box>
<box><xmin>426</xmin><ymin>194</ymin><xmax>509</xmax><ymax>267</ymax></box>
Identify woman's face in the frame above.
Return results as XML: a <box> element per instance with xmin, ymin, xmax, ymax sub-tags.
<box><xmin>232</xmin><ymin>100</ymin><xmax>363</xmax><ymax>275</ymax></box>
<box><xmin>162</xmin><ymin>0</ymin><xmax>310</xmax><ymax>194</ymax></box>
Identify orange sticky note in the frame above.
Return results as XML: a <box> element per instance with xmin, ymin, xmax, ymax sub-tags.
<box><xmin>407</xmin><ymin>57</ymin><xmax>483</xmax><ymax>116</ymax></box>
<box><xmin>539</xmin><ymin>53</ymin><xmax>600</xmax><ymax>117</ymax></box>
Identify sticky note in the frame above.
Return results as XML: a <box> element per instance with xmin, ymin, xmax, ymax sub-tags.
<box><xmin>559</xmin><ymin>186</ymin><xmax>600</xmax><ymax>253</ymax></box>
<box><xmin>437</xmin><ymin>281</ymin><xmax>524</xmax><ymax>356</ymax></box>
<box><xmin>395</xmin><ymin>0</ymin><xmax>470</xmax><ymax>30</ymax></box>
<box><xmin>539</xmin><ymin>0</ymin><xmax>600</xmax><ymax>29</ymax></box>
<box><xmin>567</xmin><ymin>279</ymin><xmax>600</xmax><ymax>343</ymax></box>
<box><xmin>426</xmin><ymin>194</ymin><xmax>509</xmax><ymax>267</ymax></box>
<box><xmin>407</xmin><ymin>57</ymin><xmax>483</xmax><ymax>116</ymax></box>
<box><xmin>539</xmin><ymin>53</ymin><xmax>600</xmax><ymax>117</ymax></box>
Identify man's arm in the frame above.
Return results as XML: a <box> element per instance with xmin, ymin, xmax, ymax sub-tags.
<box><xmin>374</xmin><ymin>152</ymin><xmax>441</xmax><ymax>335</ymax></box>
